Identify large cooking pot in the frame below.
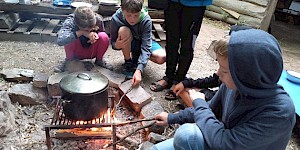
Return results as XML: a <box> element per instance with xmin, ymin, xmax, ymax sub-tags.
<box><xmin>59</xmin><ymin>72</ymin><xmax>109</xmax><ymax>121</ymax></box>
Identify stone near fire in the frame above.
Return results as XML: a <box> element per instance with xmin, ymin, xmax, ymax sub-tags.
<box><xmin>33</xmin><ymin>73</ymin><xmax>49</xmax><ymax>88</ymax></box>
<box><xmin>47</xmin><ymin>72</ymin><xmax>67</xmax><ymax>97</ymax></box>
<box><xmin>140</xmin><ymin>100</ymin><xmax>165</xmax><ymax>134</ymax></box>
<box><xmin>119</xmin><ymin>80</ymin><xmax>152</xmax><ymax>113</ymax></box>
<box><xmin>139</xmin><ymin>141</ymin><xmax>154</xmax><ymax>150</ymax></box>
<box><xmin>9</xmin><ymin>83</ymin><xmax>48</xmax><ymax>105</ymax></box>
<box><xmin>0</xmin><ymin>68</ymin><xmax>34</xmax><ymax>82</ymax></box>
<box><xmin>0</xmin><ymin>80</ymin><xmax>8</xmax><ymax>91</ymax></box>
<box><xmin>0</xmin><ymin>91</ymin><xmax>15</xmax><ymax>137</ymax></box>
<box><xmin>91</xmin><ymin>66</ymin><xmax>126</xmax><ymax>88</ymax></box>
<box><xmin>148</xmin><ymin>132</ymin><xmax>167</xmax><ymax>144</ymax></box>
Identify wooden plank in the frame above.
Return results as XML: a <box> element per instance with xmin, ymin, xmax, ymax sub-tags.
<box><xmin>153</xmin><ymin>23</ymin><xmax>166</xmax><ymax>41</ymax></box>
<box><xmin>0</xmin><ymin>3</ymin><xmax>98</xmax><ymax>15</ymax></box>
<box><xmin>151</xmin><ymin>19</ymin><xmax>164</xmax><ymax>24</ymax></box>
<box><xmin>13</xmin><ymin>20</ymin><xmax>33</xmax><ymax>34</ymax></box>
<box><xmin>41</xmin><ymin>33</ymin><xmax>61</xmax><ymax>43</ymax></box>
<box><xmin>41</xmin><ymin>19</ymin><xmax>60</xmax><ymax>35</ymax></box>
<box><xmin>221</xmin><ymin>7</ymin><xmax>240</xmax><ymax>19</ymax></box>
<box><xmin>151</xmin><ymin>30</ymin><xmax>161</xmax><ymax>42</ymax></box>
<box><xmin>151</xmin><ymin>31</ymin><xmax>156</xmax><ymax>40</ymax></box>
<box><xmin>0</xmin><ymin>29</ymin><xmax>8</xmax><ymax>32</ymax></box>
<box><xmin>0</xmin><ymin>12</ymin><xmax>19</xmax><ymax>29</ymax></box>
<box><xmin>30</xmin><ymin>19</ymin><xmax>49</xmax><ymax>34</ymax></box>
<box><xmin>0</xmin><ymin>3</ymin><xmax>73</xmax><ymax>15</ymax></box>
<box><xmin>0</xmin><ymin>31</ymin><xmax>42</xmax><ymax>42</ymax></box>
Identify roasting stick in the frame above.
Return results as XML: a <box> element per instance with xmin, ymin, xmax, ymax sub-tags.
<box><xmin>115</xmin><ymin>117</ymin><xmax>155</xmax><ymax>126</ymax></box>
<box><xmin>116</xmin><ymin>85</ymin><xmax>133</xmax><ymax>108</ymax></box>
<box><xmin>111</xmin><ymin>85</ymin><xmax>133</xmax><ymax>115</ymax></box>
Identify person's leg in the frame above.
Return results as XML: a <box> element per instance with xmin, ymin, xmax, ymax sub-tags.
<box><xmin>150</xmin><ymin>138</ymin><xmax>175</xmax><ymax>150</ymax></box>
<box><xmin>93</xmin><ymin>32</ymin><xmax>113</xmax><ymax>70</ymax></box>
<box><xmin>64</xmin><ymin>38</ymin><xmax>82</xmax><ymax>60</ymax></box>
<box><xmin>174</xmin><ymin>6</ymin><xmax>206</xmax><ymax>83</ymax></box>
<box><xmin>150</xmin><ymin>40</ymin><xmax>166</xmax><ymax>64</ymax></box>
<box><xmin>173</xmin><ymin>123</ymin><xmax>205</xmax><ymax>150</ymax></box>
<box><xmin>54</xmin><ymin>38</ymin><xmax>83</xmax><ymax>72</ymax></box>
<box><xmin>64</xmin><ymin>36</ymin><xmax>105</xmax><ymax>60</ymax></box>
<box><xmin>150</xmin><ymin>1</ymin><xmax>181</xmax><ymax>91</ymax></box>
<box><xmin>117</xmin><ymin>26</ymin><xmax>132</xmax><ymax>60</ymax></box>
<box><xmin>116</xmin><ymin>26</ymin><xmax>135</xmax><ymax>78</ymax></box>
<box><xmin>149</xmin><ymin>41</ymin><xmax>167</xmax><ymax>91</ymax></box>
<box><xmin>165</xmin><ymin>1</ymin><xmax>182</xmax><ymax>85</ymax></box>
<box><xmin>93</xmin><ymin>32</ymin><xmax>109</xmax><ymax>61</ymax></box>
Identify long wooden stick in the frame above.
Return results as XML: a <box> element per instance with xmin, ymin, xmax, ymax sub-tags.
<box><xmin>115</xmin><ymin>117</ymin><xmax>155</xmax><ymax>126</ymax></box>
<box><xmin>105</xmin><ymin>122</ymin><xmax>155</xmax><ymax>148</ymax></box>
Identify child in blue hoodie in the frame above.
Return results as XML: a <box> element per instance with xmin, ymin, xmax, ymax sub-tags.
<box><xmin>150</xmin><ymin>29</ymin><xmax>296</xmax><ymax>150</ymax></box>
<box><xmin>110</xmin><ymin>0</ymin><xmax>166</xmax><ymax>86</ymax></box>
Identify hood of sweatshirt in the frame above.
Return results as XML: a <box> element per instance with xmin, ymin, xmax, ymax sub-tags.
<box><xmin>228</xmin><ymin>29</ymin><xmax>283</xmax><ymax>99</ymax></box>
<box><xmin>120</xmin><ymin>7</ymin><xmax>148</xmax><ymax>25</ymax></box>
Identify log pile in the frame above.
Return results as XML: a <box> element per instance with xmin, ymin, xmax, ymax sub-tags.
<box><xmin>205</xmin><ymin>0</ymin><xmax>278</xmax><ymax>31</ymax></box>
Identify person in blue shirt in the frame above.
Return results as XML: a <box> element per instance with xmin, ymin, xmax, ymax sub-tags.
<box><xmin>150</xmin><ymin>0</ymin><xmax>213</xmax><ymax>101</ymax></box>
<box><xmin>150</xmin><ymin>29</ymin><xmax>296</xmax><ymax>150</ymax></box>
<box><xmin>172</xmin><ymin>25</ymin><xmax>253</xmax><ymax>107</ymax></box>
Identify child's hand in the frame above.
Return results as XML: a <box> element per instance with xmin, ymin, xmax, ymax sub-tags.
<box><xmin>115</xmin><ymin>35</ymin><xmax>131</xmax><ymax>49</ymax></box>
<box><xmin>173</xmin><ymin>82</ymin><xmax>185</xmax><ymax>96</ymax></box>
<box><xmin>87</xmin><ymin>32</ymin><xmax>99</xmax><ymax>44</ymax></box>
<box><xmin>188</xmin><ymin>89</ymin><xmax>205</xmax><ymax>101</ymax></box>
<box><xmin>132</xmin><ymin>69</ymin><xmax>142</xmax><ymax>86</ymax></box>
<box><xmin>155</xmin><ymin>112</ymin><xmax>169</xmax><ymax>126</ymax></box>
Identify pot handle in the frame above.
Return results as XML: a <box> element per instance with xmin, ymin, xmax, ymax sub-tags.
<box><xmin>77</xmin><ymin>73</ymin><xmax>92</xmax><ymax>80</ymax></box>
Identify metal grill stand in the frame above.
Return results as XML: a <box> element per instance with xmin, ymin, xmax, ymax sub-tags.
<box><xmin>44</xmin><ymin>96</ymin><xmax>117</xmax><ymax>150</ymax></box>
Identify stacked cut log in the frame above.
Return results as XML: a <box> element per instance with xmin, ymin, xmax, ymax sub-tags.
<box><xmin>205</xmin><ymin>0</ymin><xmax>278</xmax><ymax>31</ymax></box>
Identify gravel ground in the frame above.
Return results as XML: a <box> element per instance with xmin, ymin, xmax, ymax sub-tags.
<box><xmin>0</xmin><ymin>18</ymin><xmax>300</xmax><ymax>149</ymax></box>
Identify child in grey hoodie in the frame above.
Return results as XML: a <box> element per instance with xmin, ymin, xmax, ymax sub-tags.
<box><xmin>151</xmin><ymin>29</ymin><xmax>296</xmax><ymax>150</ymax></box>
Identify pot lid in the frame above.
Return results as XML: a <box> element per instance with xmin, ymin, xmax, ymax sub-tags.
<box><xmin>60</xmin><ymin>72</ymin><xmax>109</xmax><ymax>94</ymax></box>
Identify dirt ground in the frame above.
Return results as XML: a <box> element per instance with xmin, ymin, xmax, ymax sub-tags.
<box><xmin>0</xmin><ymin>18</ymin><xmax>300</xmax><ymax>149</ymax></box>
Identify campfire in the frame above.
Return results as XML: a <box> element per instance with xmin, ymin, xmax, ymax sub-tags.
<box><xmin>0</xmin><ymin>68</ymin><xmax>164</xmax><ymax>149</ymax></box>
<box><xmin>45</xmin><ymin>95</ymin><xmax>118</xmax><ymax>150</ymax></box>
<box><xmin>44</xmin><ymin>91</ymin><xmax>155</xmax><ymax>150</ymax></box>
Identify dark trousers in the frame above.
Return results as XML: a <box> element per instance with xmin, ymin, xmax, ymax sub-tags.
<box><xmin>164</xmin><ymin>1</ymin><xmax>206</xmax><ymax>85</ymax></box>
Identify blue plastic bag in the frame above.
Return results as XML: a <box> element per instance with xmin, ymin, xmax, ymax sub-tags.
<box><xmin>53</xmin><ymin>0</ymin><xmax>72</xmax><ymax>7</ymax></box>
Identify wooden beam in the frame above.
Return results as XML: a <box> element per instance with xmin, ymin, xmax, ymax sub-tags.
<box><xmin>153</xmin><ymin>23</ymin><xmax>166</xmax><ymax>41</ymax></box>
<box><xmin>30</xmin><ymin>19</ymin><xmax>49</xmax><ymax>34</ymax></box>
<box><xmin>0</xmin><ymin>3</ymin><xmax>98</xmax><ymax>15</ymax></box>
<box><xmin>0</xmin><ymin>3</ymin><xmax>74</xmax><ymax>15</ymax></box>
<box><xmin>41</xmin><ymin>19</ymin><xmax>60</xmax><ymax>35</ymax></box>
<box><xmin>13</xmin><ymin>20</ymin><xmax>32</xmax><ymax>34</ymax></box>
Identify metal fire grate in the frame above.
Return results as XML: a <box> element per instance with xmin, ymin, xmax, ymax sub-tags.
<box><xmin>44</xmin><ymin>95</ymin><xmax>117</xmax><ymax>150</ymax></box>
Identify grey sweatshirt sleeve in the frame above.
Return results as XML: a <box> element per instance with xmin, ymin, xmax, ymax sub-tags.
<box><xmin>96</xmin><ymin>15</ymin><xmax>105</xmax><ymax>32</ymax></box>
<box><xmin>136</xmin><ymin>18</ymin><xmax>152</xmax><ymax>72</ymax></box>
<box><xmin>167</xmin><ymin>107</ymin><xmax>195</xmax><ymax>124</ymax></box>
<box><xmin>57</xmin><ymin>16</ymin><xmax>78</xmax><ymax>46</ymax></box>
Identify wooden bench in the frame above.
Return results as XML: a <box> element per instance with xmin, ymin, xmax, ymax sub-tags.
<box><xmin>0</xmin><ymin>2</ymin><xmax>166</xmax><ymax>43</ymax></box>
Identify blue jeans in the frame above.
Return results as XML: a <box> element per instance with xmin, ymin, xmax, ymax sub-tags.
<box><xmin>150</xmin><ymin>123</ymin><xmax>205</xmax><ymax>150</ymax></box>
